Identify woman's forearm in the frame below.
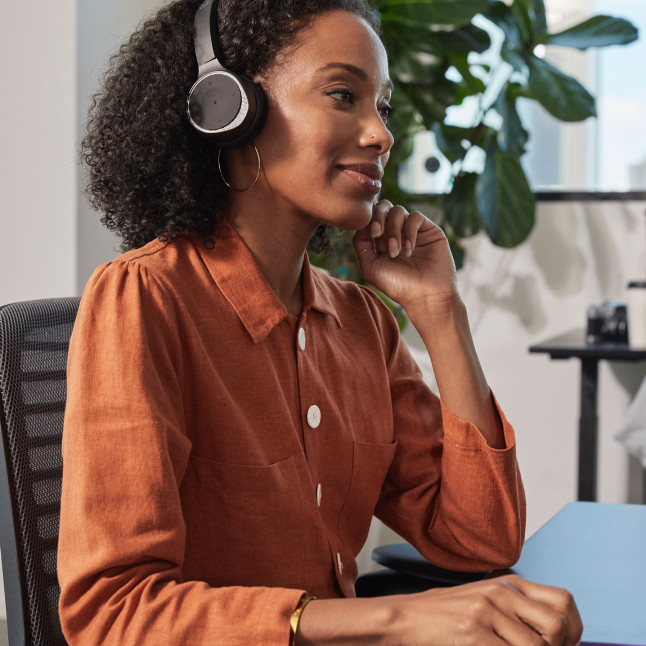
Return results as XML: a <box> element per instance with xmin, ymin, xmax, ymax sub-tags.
<box><xmin>404</xmin><ymin>293</ymin><xmax>506</xmax><ymax>449</ymax></box>
<box><xmin>295</xmin><ymin>595</ymin><xmax>401</xmax><ymax>645</ymax></box>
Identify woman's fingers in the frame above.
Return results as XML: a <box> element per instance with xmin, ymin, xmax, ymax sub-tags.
<box><xmin>405</xmin><ymin>575</ymin><xmax>583</xmax><ymax>646</ymax></box>
<box><xmin>480</xmin><ymin>576</ymin><xmax>581</xmax><ymax>646</ymax></box>
<box><xmin>402</xmin><ymin>210</ymin><xmax>425</xmax><ymax>256</ymax></box>
<box><xmin>383</xmin><ymin>205</ymin><xmax>408</xmax><ymax>257</ymax></box>
<box><xmin>368</xmin><ymin>200</ymin><xmax>427</xmax><ymax>258</ymax></box>
<box><xmin>369</xmin><ymin>199</ymin><xmax>392</xmax><ymax>239</ymax></box>
<box><xmin>490</xmin><ymin>607</ymin><xmax>550</xmax><ymax>646</ymax></box>
<box><xmin>509</xmin><ymin>576</ymin><xmax>583</xmax><ymax>644</ymax></box>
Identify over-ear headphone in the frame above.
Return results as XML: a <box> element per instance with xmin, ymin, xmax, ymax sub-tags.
<box><xmin>187</xmin><ymin>0</ymin><xmax>267</xmax><ymax>147</ymax></box>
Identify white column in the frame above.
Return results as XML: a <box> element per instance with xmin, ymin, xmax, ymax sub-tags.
<box><xmin>0</xmin><ymin>2</ymin><xmax>77</xmax><ymax>305</ymax></box>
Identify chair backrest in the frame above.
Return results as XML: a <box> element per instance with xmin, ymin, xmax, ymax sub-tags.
<box><xmin>0</xmin><ymin>298</ymin><xmax>80</xmax><ymax>646</ymax></box>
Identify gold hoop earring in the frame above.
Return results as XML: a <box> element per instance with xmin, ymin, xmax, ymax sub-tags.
<box><xmin>218</xmin><ymin>143</ymin><xmax>261</xmax><ymax>192</ymax></box>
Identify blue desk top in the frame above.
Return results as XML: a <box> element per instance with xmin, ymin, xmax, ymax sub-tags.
<box><xmin>510</xmin><ymin>502</ymin><xmax>646</xmax><ymax>645</ymax></box>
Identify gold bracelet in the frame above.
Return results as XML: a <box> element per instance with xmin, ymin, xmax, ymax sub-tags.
<box><xmin>289</xmin><ymin>595</ymin><xmax>316</xmax><ymax>645</ymax></box>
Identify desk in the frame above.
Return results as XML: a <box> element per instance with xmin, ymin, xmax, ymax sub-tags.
<box><xmin>529</xmin><ymin>330</ymin><xmax>646</xmax><ymax>501</ymax></box>
<box><xmin>510</xmin><ymin>502</ymin><xmax>646</xmax><ymax>645</ymax></box>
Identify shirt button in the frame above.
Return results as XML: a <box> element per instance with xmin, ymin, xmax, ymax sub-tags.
<box><xmin>336</xmin><ymin>552</ymin><xmax>343</xmax><ymax>575</ymax></box>
<box><xmin>298</xmin><ymin>327</ymin><xmax>306</xmax><ymax>351</ymax></box>
<box><xmin>316</xmin><ymin>483</ymin><xmax>322</xmax><ymax>506</ymax></box>
<box><xmin>307</xmin><ymin>405</ymin><xmax>321</xmax><ymax>429</ymax></box>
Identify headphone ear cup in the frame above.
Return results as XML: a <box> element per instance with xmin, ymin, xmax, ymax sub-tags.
<box><xmin>187</xmin><ymin>70</ymin><xmax>267</xmax><ymax>148</ymax></box>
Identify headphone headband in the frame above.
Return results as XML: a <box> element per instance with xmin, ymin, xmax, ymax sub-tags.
<box><xmin>194</xmin><ymin>0</ymin><xmax>223</xmax><ymax>70</ymax></box>
<box><xmin>188</xmin><ymin>0</ymin><xmax>267</xmax><ymax>147</ymax></box>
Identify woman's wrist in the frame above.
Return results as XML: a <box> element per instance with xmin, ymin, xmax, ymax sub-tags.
<box><xmin>291</xmin><ymin>596</ymin><xmax>316</xmax><ymax>645</ymax></box>
<box><xmin>402</xmin><ymin>291</ymin><xmax>464</xmax><ymax>329</ymax></box>
<box><xmin>403</xmin><ymin>292</ymin><xmax>467</xmax><ymax>343</ymax></box>
<box><xmin>294</xmin><ymin>595</ymin><xmax>402</xmax><ymax>645</ymax></box>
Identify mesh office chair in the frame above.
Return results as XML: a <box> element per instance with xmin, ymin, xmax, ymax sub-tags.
<box><xmin>0</xmin><ymin>298</ymin><xmax>80</xmax><ymax>646</ymax></box>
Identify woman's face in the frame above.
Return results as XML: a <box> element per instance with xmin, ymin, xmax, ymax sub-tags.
<box><xmin>253</xmin><ymin>10</ymin><xmax>394</xmax><ymax>232</ymax></box>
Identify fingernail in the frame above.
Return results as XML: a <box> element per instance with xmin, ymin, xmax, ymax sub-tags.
<box><xmin>388</xmin><ymin>237</ymin><xmax>399</xmax><ymax>258</ymax></box>
<box><xmin>371</xmin><ymin>221</ymin><xmax>382</xmax><ymax>237</ymax></box>
<box><xmin>404</xmin><ymin>240</ymin><xmax>413</xmax><ymax>257</ymax></box>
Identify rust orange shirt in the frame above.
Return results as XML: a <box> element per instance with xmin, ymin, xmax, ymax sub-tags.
<box><xmin>58</xmin><ymin>220</ymin><xmax>525</xmax><ymax>645</ymax></box>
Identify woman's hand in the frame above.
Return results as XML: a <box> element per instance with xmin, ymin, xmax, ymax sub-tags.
<box><xmin>353</xmin><ymin>199</ymin><xmax>458</xmax><ymax>312</ymax></box>
<box><xmin>396</xmin><ymin>575</ymin><xmax>583</xmax><ymax>646</ymax></box>
<box><xmin>296</xmin><ymin>574</ymin><xmax>583</xmax><ymax>645</ymax></box>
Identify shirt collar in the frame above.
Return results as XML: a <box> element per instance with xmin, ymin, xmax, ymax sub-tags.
<box><xmin>193</xmin><ymin>219</ymin><xmax>341</xmax><ymax>344</ymax></box>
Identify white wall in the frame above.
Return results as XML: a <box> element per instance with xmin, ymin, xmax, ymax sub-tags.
<box><xmin>0</xmin><ymin>2</ymin><xmax>77</xmax><ymax>305</ymax></box>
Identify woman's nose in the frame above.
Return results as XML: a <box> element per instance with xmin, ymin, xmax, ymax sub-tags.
<box><xmin>358</xmin><ymin>113</ymin><xmax>394</xmax><ymax>155</ymax></box>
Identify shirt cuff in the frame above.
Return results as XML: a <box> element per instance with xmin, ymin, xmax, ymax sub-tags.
<box><xmin>440</xmin><ymin>392</ymin><xmax>516</xmax><ymax>453</ymax></box>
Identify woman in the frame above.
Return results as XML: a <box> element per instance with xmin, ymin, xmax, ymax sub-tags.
<box><xmin>58</xmin><ymin>0</ymin><xmax>582</xmax><ymax>643</ymax></box>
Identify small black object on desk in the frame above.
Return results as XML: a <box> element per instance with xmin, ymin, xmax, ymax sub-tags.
<box><xmin>529</xmin><ymin>329</ymin><xmax>646</xmax><ymax>502</ymax></box>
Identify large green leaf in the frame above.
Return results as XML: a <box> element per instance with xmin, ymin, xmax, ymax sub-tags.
<box><xmin>380</xmin><ymin>0</ymin><xmax>489</xmax><ymax>26</ymax></box>
<box><xmin>531</xmin><ymin>0</ymin><xmax>547</xmax><ymax>34</ymax></box>
<box><xmin>495</xmin><ymin>83</ymin><xmax>529</xmax><ymax>156</ymax></box>
<box><xmin>388</xmin><ymin>48</ymin><xmax>444</xmax><ymax>82</ymax></box>
<box><xmin>514</xmin><ymin>0</ymin><xmax>547</xmax><ymax>36</ymax></box>
<box><xmin>446</xmin><ymin>233</ymin><xmax>466</xmax><ymax>271</ymax></box>
<box><xmin>382</xmin><ymin>22</ymin><xmax>446</xmax><ymax>58</ymax></box>
<box><xmin>443</xmin><ymin>172</ymin><xmax>482</xmax><ymax>238</ymax></box>
<box><xmin>437</xmin><ymin>24</ymin><xmax>492</xmax><ymax>54</ymax></box>
<box><xmin>387</xmin><ymin>103</ymin><xmax>424</xmax><ymax>166</ymax></box>
<box><xmin>511</xmin><ymin>0</ymin><xmax>532</xmax><ymax>44</ymax></box>
<box><xmin>484</xmin><ymin>1</ymin><xmax>526</xmax><ymax>70</ymax></box>
<box><xmin>401</xmin><ymin>78</ymin><xmax>458</xmax><ymax>124</ymax></box>
<box><xmin>485</xmin><ymin>1</ymin><xmax>524</xmax><ymax>49</ymax></box>
<box><xmin>433</xmin><ymin>124</ymin><xmax>474</xmax><ymax>163</ymax></box>
<box><xmin>541</xmin><ymin>15</ymin><xmax>638</xmax><ymax>50</ymax></box>
<box><xmin>448</xmin><ymin>52</ymin><xmax>487</xmax><ymax>94</ymax></box>
<box><xmin>476</xmin><ymin>140</ymin><xmax>536</xmax><ymax>247</ymax></box>
<box><xmin>525</xmin><ymin>55</ymin><xmax>596</xmax><ymax>121</ymax></box>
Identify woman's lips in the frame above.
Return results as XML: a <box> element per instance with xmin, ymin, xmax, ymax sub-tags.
<box><xmin>338</xmin><ymin>163</ymin><xmax>383</xmax><ymax>195</ymax></box>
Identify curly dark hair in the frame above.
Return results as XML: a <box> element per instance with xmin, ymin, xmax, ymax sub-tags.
<box><xmin>82</xmin><ymin>0</ymin><xmax>381</xmax><ymax>251</ymax></box>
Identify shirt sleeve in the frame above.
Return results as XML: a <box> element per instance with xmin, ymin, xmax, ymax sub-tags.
<box><xmin>58</xmin><ymin>261</ymin><xmax>305</xmax><ymax>645</ymax></box>
<box><xmin>361</xmin><ymin>289</ymin><xmax>526</xmax><ymax>572</ymax></box>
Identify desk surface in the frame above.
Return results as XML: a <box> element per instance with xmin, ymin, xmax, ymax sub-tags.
<box><xmin>510</xmin><ymin>502</ymin><xmax>646</xmax><ymax>644</ymax></box>
<box><xmin>529</xmin><ymin>329</ymin><xmax>646</xmax><ymax>361</ymax></box>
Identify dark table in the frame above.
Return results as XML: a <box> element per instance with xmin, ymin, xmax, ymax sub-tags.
<box><xmin>529</xmin><ymin>329</ymin><xmax>646</xmax><ymax>501</ymax></box>
<box><xmin>510</xmin><ymin>502</ymin><xmax>646</xmax><ymax>645</ymax></box>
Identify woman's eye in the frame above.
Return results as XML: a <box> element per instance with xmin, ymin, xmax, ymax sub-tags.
<box><xmin>327</xmin><ymin>88</ymin><xmax>354</xmax><ymax>104</ymax></box>
<box><xmin>379</xmin><ymin>103</ymin><xmax>397</xmax><ymax>124</ymax></box>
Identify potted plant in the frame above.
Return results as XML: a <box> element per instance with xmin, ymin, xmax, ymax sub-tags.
<box><xmin>310</xmin><ymin>0</ymin><xmax>638</xmax><ymax>322</ymax></box>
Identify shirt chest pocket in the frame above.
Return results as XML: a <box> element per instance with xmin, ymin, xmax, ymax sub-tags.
<box><xmin>181</xmin><ymin>453</ymin><xmax>318</xmax><ymax>588</ymax></box>
<box><xmin>337</xmin><ymin>440</ymin><xmax>398</xmax><ymax>555</ymax></box>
